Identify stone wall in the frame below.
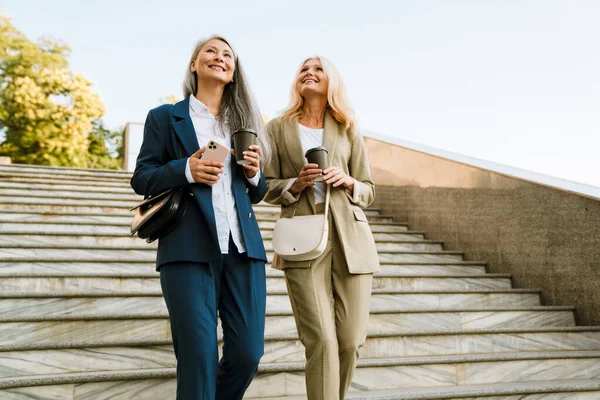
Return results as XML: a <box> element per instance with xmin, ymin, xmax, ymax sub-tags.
<box><xmin>365</xmin><ymin>137</ymin><xmax>600</xmax><ymax>325</ymax></box>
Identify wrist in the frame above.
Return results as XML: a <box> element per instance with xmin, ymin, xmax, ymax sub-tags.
<box><xmin>344</xmin><ymin>177</ymin><xmax>355</xmax><ymax>191</ymax></box>
<box><xmin>289</xmin><ymin>182</ymin><xmax>300</xmax><ymax>195</ymax></box>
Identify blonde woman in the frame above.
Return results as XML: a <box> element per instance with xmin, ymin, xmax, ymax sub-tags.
<box><xmin>263</xmin><ymin>56</ymin><xmax>380</xmax><ymax>400</ymax></box>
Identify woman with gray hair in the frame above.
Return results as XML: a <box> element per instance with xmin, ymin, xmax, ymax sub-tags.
<box><xmin>131</xmin><ymin>36</ymin><xmax>270</xmax><ymax>399</ymax></box>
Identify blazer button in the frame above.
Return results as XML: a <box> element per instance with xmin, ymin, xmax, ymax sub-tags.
<box><xmin>245</xmin><ymin>188</ymin><xmax>249</xmax><ymax>194</ymax></box>
<box><xmin>248</xmin><ymin>213</ymin><xmax>252</xmax><ymax>219</ymax></box>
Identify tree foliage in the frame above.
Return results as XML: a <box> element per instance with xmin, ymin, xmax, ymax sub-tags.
<box><xmin>0</xmin><ymin>14</ymin><xmax>106</xmax><ymax>167</ymax></box>
<box><xmin>87</xmin><ymin>121</ymin><xmax>123</xmax><ymax>170</ymax></box>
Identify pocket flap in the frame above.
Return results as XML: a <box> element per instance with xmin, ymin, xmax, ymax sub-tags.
<box><xmin>353</xmin><ymin>209</ymin><xmax>368</xmax><ymax>222</ymax></box>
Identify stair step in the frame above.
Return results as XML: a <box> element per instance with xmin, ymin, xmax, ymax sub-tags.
<box><xmin>1</xmin><ymin>352</ymin><xmax>600</xmax><ymax>398</ymax></box>
<box><xmin>0</xmin><ymin>219</ymin><xmax>406</xmax><ymax>232</ymax></box>
<box><xmin>0</xmin><ymin>176</ymin><xmax>133</xmax><ymax>188</ymax></box>
<box><xmin>2</xmin><ymin>188</ymin><xmax>391</xmax><ymax>211</ymax></box>
<box><xmin>0</xmin><ymin>193</ymin><xmax>382</xmax><ymax>212</ymax></box>
<box><xmin>0</xmin><ymin>237</ymin><xmax>444</xmax><ymax>252</ymax></box>
<box><xmin>0</xmin><ymin>164</ymin><xmax>132</xmax><ymax>178</ymax></box>
<box><xmin>0</xmin><ymin>214</ymin><xmax>407</xmax><ymax>232</ymax></box>
<box><xmin>0</xmin><ymin>207</ymin><xmax>390</xmax><ymax>220</ymax></box>
<box><xmin>0</xmin><ymin>248</ymin><xmax>462</xmax><ymax>263</ymax></box>
<box><xmin>2</xmin><ymin>328</ymin><xmax>600</xmax><ymax>378</ymax></box>
<box><xmin>255</xmin><ymin>213</ymin><xmax>394</xmax><ymax>222</ymax></box>
<box><xmin>0</xmin><ymin>197</ymin><xmax>139</xmax><ymax>210</ymax></box>
<box><xmin>0</xmin><ymin>190</ymin><xmax>141</xmax><ymax>202</ymax></box>
<box><xmin>271</xmin><ymin>380</ymin><xmax>600</xmax><ymax>400</ymax></box>
<box><xmin>0</xmin><ymin>204</ymin><xmax>311</xmax><ymax>215</ymax></box>
<box><xmin>0</xmin><ymin>200</ymin><xmax>275</xmax><ymax>214</ymax></box>
<box><xmin>0</xmin><ymin>233</ymin><xmax>432</xmax><ymax>249</ymax></box>
<box><xmin>0</xmin><ymin>198</ymin><xmax>277</xmax><ymax>213</ymax></box>
<box><xmin>0</xmin><ymin>261</ymin><xmax>489</xmax><ymax>277</ymax></box>
<box><xmin>0</xmin><ymin>182</ymin><xmax>136</xmax><ymax>195</ymax></box>
<box><xmin>0</xmin><ymin>231</ymin><xmax>425</xmax><ymax>245</ymax></box>
<box><xmin>0</xmin><ymin>290</ymin><xmax>543</xmax><ymax>317</ymax></box>
<box><xmin>0</xmin><ymin>206</ymin><xmax>382</xmax><ymax>218</ymax></box>
<box><xmin>4</xmin><ymin>268</ymin><xmax>494</xmax><ymax>278</ymax></box>
<box><xmin>0</xmin><ymin>275</ymin><xmax>512</xmax><ymax>295</ymax></box>
<box><xmin>0</xmin><ymin>213</ymin><xmax>133</xmax><ymax>225</ymax></box>
<box><xmin>0</xmin><ymin>163</ymin><xmax>132</xmax><ymax>172</ymax></box>
<box><xmin>0</xmin><ymin>306</ymin><xmax>575</xmax><ymax>345</ymax></box>
<box><xmin>0</xmin><ymin>171</ymin><xmax>131</xmax><ymax>184</ymax></box>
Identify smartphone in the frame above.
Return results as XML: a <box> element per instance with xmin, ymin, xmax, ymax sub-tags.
<box><xmin>202</xmin><ymin>140</ymin><xmax>230</xmax><ymax>164</ymax></box>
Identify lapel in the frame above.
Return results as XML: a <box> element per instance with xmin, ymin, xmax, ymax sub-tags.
<box><xmin>322</xmin><ymin>111</ymin><xmax>339</xmax><ymax>171</ymax></box>
<box><xmin>171</xmin><ymin>97</ymin><xmax>200</xmax><ymax>157</ymax></box>
<box><xmin>172</xmin><ymin>97</ymin><xmax>218</xmax><ymax>242</ymax></box>
<box><xmin>281</xmin><ymin>118</ymin><xmax>306</xmax><ymax>177</ymax></box>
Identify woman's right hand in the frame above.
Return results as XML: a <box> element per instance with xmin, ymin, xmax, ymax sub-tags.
<box><xmin>289</xmin><ymin>163</ymin><xmax>322</xmax><ymax>195</ymax></box>
<box><xmin>189</xmin><ymin>147</ymin><xmax>224</xmax><ymax>184</ymax></box>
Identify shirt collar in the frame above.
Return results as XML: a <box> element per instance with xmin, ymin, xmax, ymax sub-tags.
<box><xmin>189</xmin><ymin>95</ymin><xmax>211</xmax><ymax>116</ymax></box>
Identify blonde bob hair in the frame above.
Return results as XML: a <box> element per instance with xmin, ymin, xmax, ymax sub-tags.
<box><xmin>281</xmin><ymin>56</ymin><xmax>356</xmax><ymax>133</ymax></box>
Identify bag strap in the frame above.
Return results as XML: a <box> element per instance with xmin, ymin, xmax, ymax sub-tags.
<box><xmin>323</xmin><ymin>183</ymin><xmax>331</xmax><ymax>219</ymax></box>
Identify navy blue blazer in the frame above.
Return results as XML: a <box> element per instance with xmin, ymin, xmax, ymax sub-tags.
<box><xmin>131</xmin><ymin>97</ymin><xmax>268</xmax><ymax>268</ymax></box>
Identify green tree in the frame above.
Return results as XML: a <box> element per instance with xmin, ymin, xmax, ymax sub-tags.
<box><xmin>87</xmin><ymin>121</ymin><xmax>123</xmax><ymax>170</ymax></box>
<box><xmin>0</xmin><ymin>14</ymin><xmax>105</xmax><ymax>167</ymax></box>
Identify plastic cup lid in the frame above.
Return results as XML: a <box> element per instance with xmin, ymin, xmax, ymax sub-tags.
<box><xmin>233</xmin><ymin>128</ymin><xmax>257</xmax><ymax>137</ymax></box>
<box><xmin>305</xmin><ymin>146</ymin><xmax>328</xmax><ymax>157</ymax></box>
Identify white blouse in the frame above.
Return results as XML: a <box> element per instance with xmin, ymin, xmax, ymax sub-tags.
<box><xmin>184</xmin><ymin>95</ymin><xmax>260</xmax><ymax>254</ymax></box>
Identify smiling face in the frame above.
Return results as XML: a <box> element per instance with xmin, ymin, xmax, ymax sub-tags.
<box><xmin>297</xmin><ymin>58</ymin><xmax>329</xmax><ymax>99</ymax></box>
<box><xmin>190</xmin><ymin>39</ymin><xmax>235</xmax><ymax>86</ymax></box>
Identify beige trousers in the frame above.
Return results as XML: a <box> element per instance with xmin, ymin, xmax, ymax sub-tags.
<box><xmin>284</xmin><ymin>215</ymin><xmax>373</xmax><ymax>400</ymax></box>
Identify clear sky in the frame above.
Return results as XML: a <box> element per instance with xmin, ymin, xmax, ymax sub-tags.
<box><xmin>2</xmin><ymin>0</ymin><xmax>599</xmax><ymax>186</ymax></box>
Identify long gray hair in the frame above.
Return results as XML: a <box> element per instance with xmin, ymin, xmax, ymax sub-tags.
<box><xmin>183</xmin><ymin>36</ymin><xmax>271</xmax><ymax>163</ymax></box>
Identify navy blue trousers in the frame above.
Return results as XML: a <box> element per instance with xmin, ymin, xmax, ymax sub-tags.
<box><xmin>160</xmin><ymin>237</ymin><xmax>266</xmax><ymax>400</ymax></box>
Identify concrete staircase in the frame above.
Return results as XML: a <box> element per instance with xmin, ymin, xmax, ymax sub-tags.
<box><xmin>1</xmin><ymin>163</ymin><xmax>600</xmax><ymax>399</ymax></box>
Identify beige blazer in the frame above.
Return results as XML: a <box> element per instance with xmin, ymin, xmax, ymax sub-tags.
<box><xmin>263</xmin><ymin>113</ymin><xmax>380</xmax><ymax>274</ymax></box>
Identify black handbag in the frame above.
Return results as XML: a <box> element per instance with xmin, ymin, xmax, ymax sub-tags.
<box><xmin>130</xmin><ymin>142</ymin><xmax>188</xmax><ymax>243</ymax></box>
<box><xmin>130</xmin><ymin>187</ymin><xmax>188</xmax><ymax>243</ymax></box>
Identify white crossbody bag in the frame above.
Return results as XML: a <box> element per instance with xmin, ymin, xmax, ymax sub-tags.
<box><xmin>272</xmin><ymin>185</ymin><xmax>330</xmax><ymax>261</ymax></box>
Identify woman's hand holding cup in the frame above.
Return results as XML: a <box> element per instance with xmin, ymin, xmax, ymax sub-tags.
<box><xmin>289</xmin><ymin>163</ymin><xmax>322</xmax><ymax>195</ymax></box>
<box><xmin>231</xmin><ymin>145</ymin><xmax>261</xmax><ymax>179</ymax></box>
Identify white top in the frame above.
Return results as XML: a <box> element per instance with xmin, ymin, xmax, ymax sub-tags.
<box><xmin>298</xmin><ymin>123</ymin><xmax>326</xmax><ymax>204</ymax></box>
<box><xmin>184</xmin><ymin>95</ymin><xmax>260</xmax><ymax>254</ymax></box>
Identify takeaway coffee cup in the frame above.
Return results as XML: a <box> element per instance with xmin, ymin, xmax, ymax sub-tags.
<box><xmin>304</xmin><ymin>146</ymin><xmax>328</xmax><ymax>182</ymax></box>
<box><xmin>232</xmin><ymin>129</ymin><xmax>257</xmax><ymax>165</ymax></box>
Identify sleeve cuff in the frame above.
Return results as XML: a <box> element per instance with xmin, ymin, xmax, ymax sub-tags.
<box><xmin>245</xmin><ymin>169</ymin><xmax>261</xmax><ymax>187</ymax></box>
<box><xmin>345</xmin><ymin>178</ymin><xmax>360</xmax><ymax>204</ymax></box>
<box><xmin>282</xmin><ymin>178</ymin><xmax>301</xmax><ymax>204</ymax></box>
<box><xmin>185</xmin><ymin>158</ymin><xmax>195</xmax><ymax>184</ymax></box>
